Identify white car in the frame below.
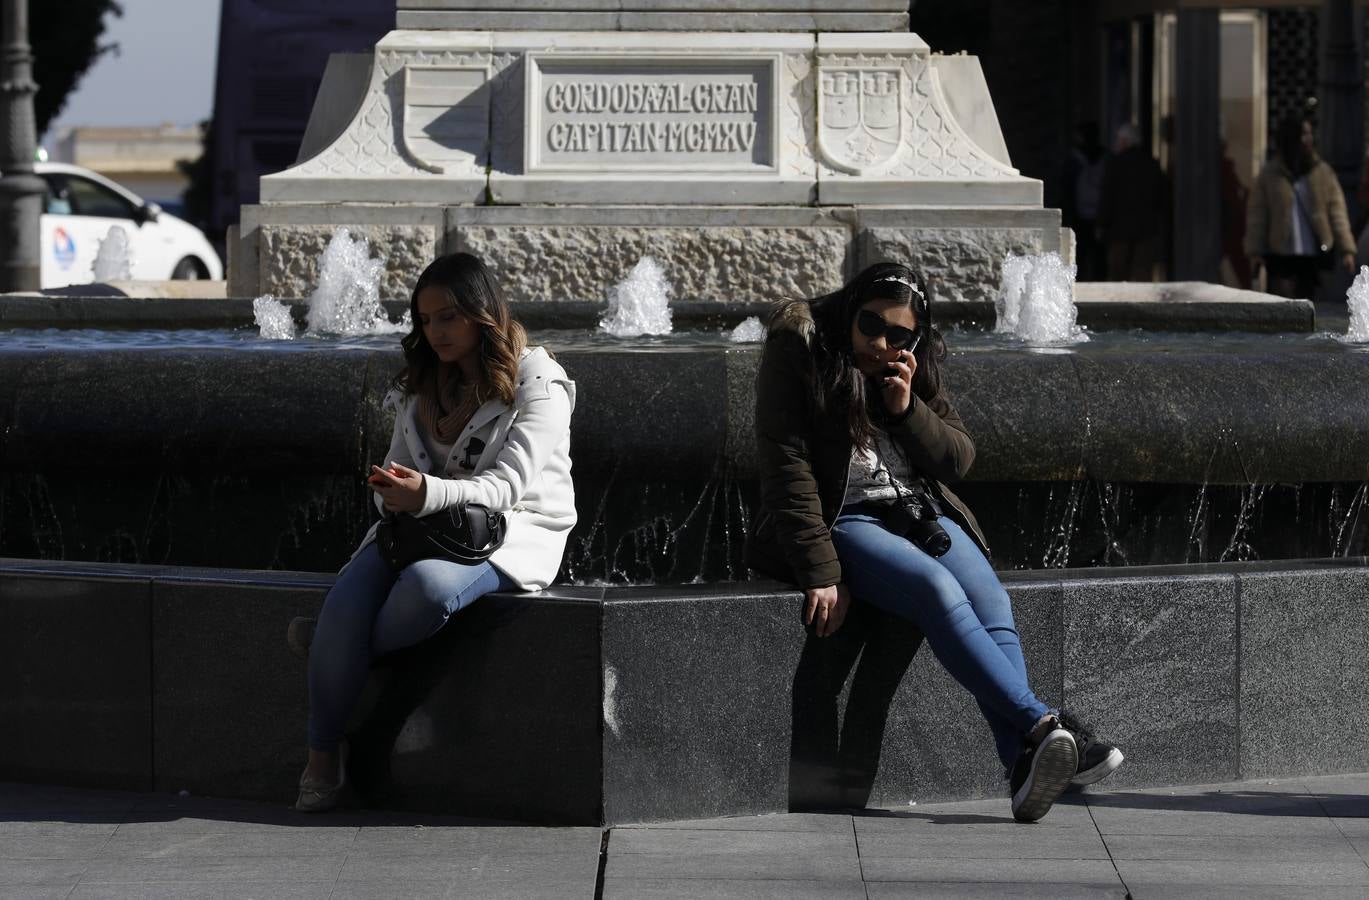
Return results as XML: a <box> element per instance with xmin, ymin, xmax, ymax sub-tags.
<box><xmin>36</xmin><ymin>162</ymin><xmax>223</xmax><ymax>288</ymax></box>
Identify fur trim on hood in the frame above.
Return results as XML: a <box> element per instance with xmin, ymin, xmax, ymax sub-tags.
<box><xmin>766</xmin><ymin>298</ymin><xmax>817</xmax><ymax>342</ymax></box>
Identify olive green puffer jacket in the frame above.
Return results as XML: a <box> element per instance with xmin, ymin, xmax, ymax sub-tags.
<box><xmin>745</xmin><ymin>301</ymin><xmax>989</xmax><ymax>590</ymax></box>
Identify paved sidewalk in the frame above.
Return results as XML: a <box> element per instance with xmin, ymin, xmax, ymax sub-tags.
<box><xmin>1</xmin><ymin>774</ymin><xmax>1366</xmax><ymax>898</ymax></box>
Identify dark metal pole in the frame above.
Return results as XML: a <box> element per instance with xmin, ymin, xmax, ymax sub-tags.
<box><xmin>0</xmin><ymin>0</ymin><xmax>44</xmax><ymax>292</ymax></box>
<box><xmin>1318</xmin><ymin>0</ymin><xmax>1363</xmax><ymax>199</ymax></box>
<box><xmin>1172</xmin><ymin>9</ymin><xmax>1221</xmax><ymax>282</ymax></box>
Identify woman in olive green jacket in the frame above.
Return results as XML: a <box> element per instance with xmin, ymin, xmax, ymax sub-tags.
<box><xmin>747</xmin><ymin>262</ymin><xmax>1122</xmax><ymax>822</ymax></box>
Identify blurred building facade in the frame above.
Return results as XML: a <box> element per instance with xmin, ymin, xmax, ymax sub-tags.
<box><xmin>910</xmin><ymin>0</ymin><xmax>1367</xmax><ymax>285</ymax></box>
<box><xmin>49</xmin><ymin>124</ymin><xmax>204</xmax><ymax>211</ymax></box>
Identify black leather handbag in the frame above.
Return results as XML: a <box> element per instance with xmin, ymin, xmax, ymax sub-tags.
<box><xmin>375</xmin><ymin>504</ymin><xmax>506</xmax><ymax>571</ymax></box>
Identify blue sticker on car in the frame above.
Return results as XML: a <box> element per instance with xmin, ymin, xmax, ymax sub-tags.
<box><xmin>53</xmin><ymin>227</ymin><xmax>76</xmax><ymax>270</ymax></box>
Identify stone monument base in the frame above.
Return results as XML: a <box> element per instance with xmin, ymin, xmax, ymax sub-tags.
<box><xmin>234</xmin><ymin>28</ymin><xmax>1065</xmax><ymax>305</ymax></box>
<box><xmin>233</xmin><ymin>203</ymin><xmax>1066</xmax><ymax>305</ymax></box>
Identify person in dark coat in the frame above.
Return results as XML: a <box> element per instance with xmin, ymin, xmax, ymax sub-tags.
<box><xmin>747</xmin><ymin>262</ymin><xmax>1123</xmax><ymax>823</ymax></box>
<box><xmin>1097</xmin><ymin>123</ymin><xmax>1167</xmax><ymax>281</ymax></box>
<box><xmin>1060</xmin><ymin>122</ymin><xmax>1107</xmax><ymax>281</ymax></box>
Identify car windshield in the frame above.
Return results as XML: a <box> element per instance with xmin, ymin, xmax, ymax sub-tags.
<box><xmin>42</xmin><ymin>174</ymin><xmax>137</xmax><ymax>219</ymax></box>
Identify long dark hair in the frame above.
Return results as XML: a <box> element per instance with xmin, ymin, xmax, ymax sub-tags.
<box><xmin>777</xmin><ymin>261</ymin><xmax>948</xmax><ymax>450</ymax></box>
<box><xmin>1275</xmin><ymin>115</ymin><xmax>1314</xmax><ymax>178</ymax></box>
<box><xmin>394</xmin><ymin>253</ymin><xmax>527</xmax><ymax>406</ymax></box>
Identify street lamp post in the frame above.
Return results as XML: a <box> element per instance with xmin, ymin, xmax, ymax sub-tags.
<box><xmin>0</xmin><ymin>0</ymin><xmax>44</xmax><ymax>292</ymax></box>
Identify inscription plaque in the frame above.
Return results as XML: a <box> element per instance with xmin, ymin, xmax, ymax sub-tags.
<box><xmin>525</xmin><ymin>53</ymin><xmax>780</xmax><ymax>173</ymax></box>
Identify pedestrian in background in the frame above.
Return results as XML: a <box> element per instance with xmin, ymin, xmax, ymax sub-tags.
<box><xmin>1355</xmin><ymin>148</ymin><xmax>1369</xmax><ymax>269</ymax></box>
<box><xmin>1220</xmin><ymin>139</ymin><xmax>1252</xmax><ymax>289</ymax></box>
<box><xmin>1060</xmin><ymin>122</ymin><xmax>1107</xmax><ymax>281</ymax></box>
<box><xmin>1097</xmin><ymin>123</ymin><xmax>1167</xmax><ymax>282</ymax></box>
<box><xmin>1247</xmin><ymin>116</ymin><xmax>1357</xmax><ymax>300</ymax></box>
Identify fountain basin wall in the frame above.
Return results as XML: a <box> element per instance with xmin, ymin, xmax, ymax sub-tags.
<box><xmin>3</xmin><ymin>556</ymin><xmax>1367</xmax><ymax>824</ymax></box>
<box><xmin>1</xmin><ymin>339</ymin><xmax>1367</xmax><ymax>575</ymax></box>
<box><xmin>0</xmin><ymin>283</ymin><xmax>1315</xmax><ymax>334</ymax></box>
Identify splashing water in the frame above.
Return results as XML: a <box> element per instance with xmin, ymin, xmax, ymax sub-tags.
<box><xmin>252</xmin><ymin>295</ymin><xmax>297</xmax><ymax>340</ymax></box>
<box><xmin>994</xmin><ymin>252</ymin><xmax>1087</xmax><ymax>344</ymax></box>
<box><xmin>92</xmin><ymin>225</ymin><xmax>132</xmax><ymax>281</ymax></box>
<box><xmin>599</xmin><ymin>257</ymin><xmax>673</xmax><ymax>337</ymax></box>
<box><xmin>730</xmin><ymin>316</ymin><xmax>766</xmax><ymax>343</ymax></box>
<box><xmin>305</xmin><ymin>228</ymin><xmax>407</xmax><ymax>336</ymax></box>
<box><xmin>1346</xmin><ymin>265</ymin><xmax>1369</xmax><ymax>342</ymax></box>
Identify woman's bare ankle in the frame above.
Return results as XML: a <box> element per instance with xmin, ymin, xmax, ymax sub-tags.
<box><xmin>304</xmin><ymin>749</ymin><xmax>339</xmax><ymax>783</ymax></box>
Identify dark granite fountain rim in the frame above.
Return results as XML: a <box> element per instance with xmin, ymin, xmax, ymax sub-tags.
<box><xmin>0</xmin><ymin>291</ymin><xmax>1319</xmax><ymax>333</ymax></box>
<box><xmin>2</xmin><ymin>555</ymin><xmax>1364</xmax><ymax>594</ymax></box>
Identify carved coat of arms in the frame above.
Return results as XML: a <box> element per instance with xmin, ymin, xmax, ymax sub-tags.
<box><xmin>401</xmin><ymin>64</ymin><xmax>492</xmax><ymax>175</ymax></box>
<box><xmin>816</xmin><ymin>66</ymin><xmax>905</xmax><ymax>175</ymax></box>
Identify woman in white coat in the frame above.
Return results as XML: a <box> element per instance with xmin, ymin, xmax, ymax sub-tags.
<box><xmin>293</xmin><ymin>252</ymin><xmax>576</xmax><ymax>811</ymax></box>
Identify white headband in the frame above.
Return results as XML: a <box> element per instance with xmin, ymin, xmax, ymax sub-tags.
<box><xmin>875</xmin><ymin>274</ymin><xmax>923</xmax><ymax>298</ymax></box>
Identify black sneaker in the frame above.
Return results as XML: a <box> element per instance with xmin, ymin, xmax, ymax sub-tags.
<box><xmin>1058</xmin><ymin>710</ymin><xmax>1124</xmax><ymax>787</ymax></box>
<box><xmin>1009</xmin><ymin>724</ymin><xmax>1077</xmax><ymax>823</ymax></box>
<box><xmin>287</xmin><ymin>616</ymin><xmax>317</xmax><ymax>660</ymax></box>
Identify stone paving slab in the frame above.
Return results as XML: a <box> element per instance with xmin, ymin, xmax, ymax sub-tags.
<box><xmin>1129</xmin><ymin>889</ymin><xmax>1369</xmax><ymax>900</ymax></box>
<box><xmin>67</xmin><ymin>883</ymin><xmax>333</xmax><ymax>900</ymax></box>
<box><xmin>330</xmin><ymin>879</ymin><xmax>581</xmax><ymax>900</ymax></box>
<box><xmin>3</xmin><ymin>773</ymin><xmax>1368</xmax><ymax>898</ymax></box>
<box><xmin>0</xmin><ymin>784</ymin><xmax>143</xmax><ymax>816</ymax></box>
<box><xmin>859</xmin><ymin>857</ymin><xmax>1124</xmax><ymax>884</ymax></box>
<box><xmin>0</xmin><ymin>858</ymin><xmax>90</xmax><ymax>888</ymax></box>
<box><xmin>603</xmin><ymin>851</ymin><xmax>863</xmax><ymax>881</ymax></box>
<box><xmin>867</xmin><ymin>884</ymin><xmax>1129</xmax><ymax>899</ymax></box>
<box><xmin>855</xmin><ymin>797</ymin><xmax>1098</xmax><ymax>828</ymax></box>
<box><xmin>611</xmin><ymin>827</ymin><xmax>855</xmax><ymax>856</ymax></box>
<box><xmin>631</xmin><ymin>812</ymin><xmax>851</xmax><ymax>833</ymax></box>
<box><xmin>1115</xmin><ymin>857</ymin><xmax>1369</xmax><ymax>887</ymax></box>
<box><xmin>1105</xmin><ymin>831</ymin><xmax>1362</xmax><ymax>861</ymax></box>
<box><xmin>349</xmin><ymin>825</ymin><xmax>600</xmax><ymax>855</ymax></box>
<box><xmin>601</xmin><ymin>877</ymin><xmax>866</xmax><ymax>899</ymax></box>
<box><xmin>855</xmin><ymin>826</ymin><xmax>1112</xmax><ymax>860</ymax></box>
<box><xmin>74</xmin><ymin>855</ymin><xmax>348</xmax><ymax>885</ymax></box>
<box><xmin>95</xmin><ymin>830</ymin><xmax>359</xmax><ymax>858</ymax></box>
<box><xmin>334</xmin><ymin>850</ymin><xmax>596</xmax><ymax>883</ymax></box>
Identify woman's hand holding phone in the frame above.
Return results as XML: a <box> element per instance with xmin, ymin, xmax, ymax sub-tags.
<box><xmin>368</xmin><ymin>462</ymin><xmax>426</xmax><ymax>514</ymax></box>
<box><xmin>880</xmin><ymin>346</ymin><xmax>918</xmax><ymax>416</ymax></box>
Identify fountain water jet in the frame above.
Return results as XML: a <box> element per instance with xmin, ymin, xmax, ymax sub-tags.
<box><xmin>252</xmin><ymin>295</ymin><xmax>297</xmax><ymax>341</ymax></box>
<box><xmin>994</xmin><ymin>252</ymin><xmax>1087</xmax><ymax>344</ymax></box>
<box><xmin>599</xmin><ymin>257</ymin><xmax>673</xmax><ymax>338</ymax></box>
<box><xmin>91</xmin><ymin>225</ymin><xmax>132</xmax><ymax>282</ymax></box>
<box><xmin>1347</xmin><ymin>265</ymin><xmax>1369</xmax><ymax>342</ymax></box>
<box><xmin>305</xmin><ymin>228</ymin><xmax>407</xmax><ymax>337</ymax></box>
<box><xmin>729</xmin><ymin>317</ymin><xmax>766</xmax><ymax>343</ymax></box>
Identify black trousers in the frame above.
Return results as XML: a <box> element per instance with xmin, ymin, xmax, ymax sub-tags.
<box><xmin>1264</xmin><ymin>254</ymin><xmax>1321</xmax><ymax>301</ymax></box>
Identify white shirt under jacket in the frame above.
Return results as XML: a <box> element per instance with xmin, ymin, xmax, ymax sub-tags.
<box><xmin>351</xmin><ymin>346</ymin><xmax>577</xmax><ymax>591</ymax></box>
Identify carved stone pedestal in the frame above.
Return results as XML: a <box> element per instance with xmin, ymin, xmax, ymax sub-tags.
<box><xmin>234</xmin><ymin>26</ymin><xmax>1063</xmax><ymax>304</ymax></box>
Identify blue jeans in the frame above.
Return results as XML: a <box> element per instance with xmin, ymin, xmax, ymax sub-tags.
<box><xmin>307</xmin><ymin>541</ymin><xmax>514</xmax><ymax>752</ymax></box>
<box><xmin>831</xmin><ymin>507</ymin><xmax>1049</xmax><ymax>769</ymax></box>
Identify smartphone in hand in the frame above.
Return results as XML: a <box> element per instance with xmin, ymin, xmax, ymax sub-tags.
<box><xmin>367</xmin><ymin>464</ymin><xmax>401</xmax><ymax>487</ymax></box>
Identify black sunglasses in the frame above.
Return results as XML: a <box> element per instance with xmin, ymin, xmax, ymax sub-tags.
<box><xmin>856</xmin><ymin>309</ymin><xmax>918</xmax><ymax>351</ymax></box>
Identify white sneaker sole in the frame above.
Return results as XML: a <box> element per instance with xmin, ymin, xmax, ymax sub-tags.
<box><xmin>1072</xmin><ymin>747</ymin><xmax>1124</xmax><ymax>787</ymax></box>
<box><xmin>1012</xmin><ymin>729</ymin><xmax>1078</xmax><ymax>823</ymax></box>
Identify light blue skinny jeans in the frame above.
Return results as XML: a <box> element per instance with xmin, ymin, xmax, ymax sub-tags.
<box><xmin>307</xmin><ymin>541</ymin><xmax>514</xmax><ymax>752</ymax></box>
<box><xmin>831</xmin><ymin>506</ymin><xmax>1049</xmax><ymax>769</ymax></box>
